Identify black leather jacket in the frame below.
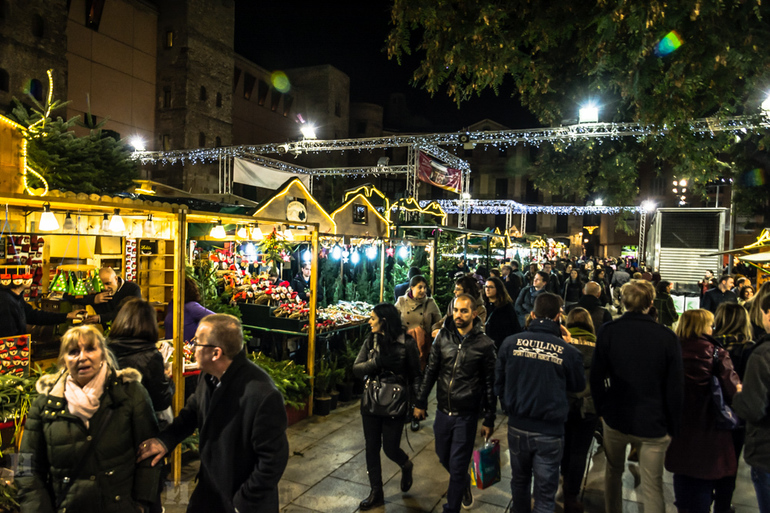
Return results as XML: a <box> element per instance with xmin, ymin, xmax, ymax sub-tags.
<box><xmin>416</xmin><ymin>317</ymin><xmax>497</xmax><ymax>427</ymax></box>
<box><xmin>353</xmin><ymin>332</ymin><xmax>422</xmax><ymax>406</ymax></box>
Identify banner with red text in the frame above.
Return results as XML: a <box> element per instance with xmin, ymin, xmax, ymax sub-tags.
<box><xmin>417</xmin><ymin>152</ymin><xmax>462</xmax><ymax>194</ymax></box>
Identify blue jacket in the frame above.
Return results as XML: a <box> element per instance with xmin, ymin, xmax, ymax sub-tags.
<box><xmin>495</xmin><ymin>318</ymin><xmax>585</xmax><ymax>436</ymax></box>
<box><xmin>514</xmin><ymin>286</ymin><xmax>546</xmax><ymax>326</ymax></box>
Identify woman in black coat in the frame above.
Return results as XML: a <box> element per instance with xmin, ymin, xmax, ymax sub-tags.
<box><xmin>484</xmin><ymin>277</ymin><xmax>521</xmax><ymax>351</ymax></box>
<box><xmin>107</xmin><ymin>298</ymin><xmax>174</xmax><ymax>425</ymax></box>
<box><xmin>353</xmin><ymin>303</ymin><xmax>422</xmax><ymax>510</ymax></box>
<box><xmin>562</xmin><ymin>269</ymin><xmax>584</xmax><ymax>307</ymax></box>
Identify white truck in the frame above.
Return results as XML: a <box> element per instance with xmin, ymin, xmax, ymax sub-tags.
<box><xmin>645</xmin><ymin>207</ymin><xmax>728</xmax><ymax>288</ymax></box>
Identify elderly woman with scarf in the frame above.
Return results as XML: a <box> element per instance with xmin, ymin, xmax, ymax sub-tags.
<box><xmin>17</xmin><ymin>325</ymin><xmax>159</xmax><ymax>513</ymax></box>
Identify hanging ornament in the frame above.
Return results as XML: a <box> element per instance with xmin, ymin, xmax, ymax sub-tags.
<box><xmin>66</xmin><ymin>272</ymin><xmax>76</xmax><ymax>295</ymax></box>
<box><xmin>50</xmin><ymin>270</ymin><xmax>68</xmax><ymax>293</ymax></box>
<box><xmin>386</xmin><ymin>246</ymin><xmax>395</xmax><ymax>258</ymax></box>
<box><xmin>73</xmin><ymin>274</ymin><xmax>88</xmax><ymax>295</ymax></box>
<box><xmin>92</xmin><ymin>272</ymin><xmax>104</xmax><ymax>293</ymax></box>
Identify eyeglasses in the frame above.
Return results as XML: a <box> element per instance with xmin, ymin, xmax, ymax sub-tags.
<box><xmin>483</xmin><ymin>285</ymin><xmax>495</xmax><ymax>289</ymax></box>
<box><xmin>189</xmin><ymin>337</ymin><xmax>220</xmax><ymax>350</ymax></box>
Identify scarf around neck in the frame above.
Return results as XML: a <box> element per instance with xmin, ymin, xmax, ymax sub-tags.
<box><xmin>65</xmin><ymin>363</ymin><xmax>109</xmax><ymax>428</ymax></box>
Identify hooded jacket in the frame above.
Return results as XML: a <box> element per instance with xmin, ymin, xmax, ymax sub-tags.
<box><xmin>416</xmin><ymin>317</ymin><xmax>497</xmax><ymax>427</ymax></box>
<box><xmin>17</xmin><ymin>367</ymin><xmax>160</xmax><ymax>513</ymax></box>
<box><xmin>108</xmin><ymin>336</ymin><xmax>174</xmax><ymax>412</ymax></box>
<box><xmin>495</xmin><ymin>318</ymin><xmax>586</xmax><ymax>436</ymax></box>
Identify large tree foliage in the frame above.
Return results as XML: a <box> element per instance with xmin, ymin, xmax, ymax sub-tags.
<box><xmin>11</xmin><ymin>98</ymin><xmax>138</xmax><ymax>195</ymax></box>
<box><xmin>388</xmin><ymin>0</ymin><xmax>770</xmax><ymax>220</ymax></box>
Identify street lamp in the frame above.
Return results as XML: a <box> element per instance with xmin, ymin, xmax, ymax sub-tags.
<box><xmin>300</xmin><ymin>124</ymin><xmax>317</xmax><ymax>140</ymax></box>
<box><xmin>594</xmin><ymin>198</ymin><xmax>603</xmax><ymax>207</ymax></box>
<box><xmin>762</xmin><ymin>93</ymin><xmax>770</xmax><ymax>114</ymax></box>
<box><xmin>129</xmin><ymin>136</ymin><xmax>146</xmax><ymax>151</ymax></box>
<box><xmin>579</xmin><ymin>103</ymin><xmax>599</xmax><ymax>123</ymax></box>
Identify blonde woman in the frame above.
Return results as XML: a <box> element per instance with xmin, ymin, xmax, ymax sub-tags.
<box><xmin>18</xmin><ymin>325</ymin><xmax>159</xmax><ymax>513</ymax></box>
<box><xmin>665</xmin><ymin>309</ymin><xmax>741</xmax><ymax>513</ymax></box>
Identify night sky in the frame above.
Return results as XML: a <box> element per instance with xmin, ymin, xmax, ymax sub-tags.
<box><xmin>234</xmin><ymin>0</ymin><xmax>539</xmax><ymax>131</ymax></box>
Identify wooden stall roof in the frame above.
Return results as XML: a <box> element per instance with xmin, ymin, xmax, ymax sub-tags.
<box><xmin>252</xmin><ymin>177</ymin><xmax>335</xmax><ymax>234</ymax></box>
<box><xmin>329</xmin><ymin>193</ymin><xmax>390</xmax><ymax>238</ymax></box>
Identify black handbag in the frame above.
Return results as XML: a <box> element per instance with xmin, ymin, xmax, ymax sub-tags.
<box><xmin>362</xmin><ymin>373</ymin><xmax>409</xmax><ymax>418</ymax></box>
<box><xmin>361</xmin><ymin>339</ymin><xmax>409</xmax><ymax>418</ymax></box>
<box><xmin>710</xmin><ymin>346</ymin><xmax>742</xmax><ymax>430</ymax></box>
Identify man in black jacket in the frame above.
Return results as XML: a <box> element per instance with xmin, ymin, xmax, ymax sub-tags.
<box><xmin>0</xmin><ymin>282</ymin><xmax>84</xmax><ymax>338</ymax></box>
<box><xmin>72</xmin><ymin>267</ymin><xmax>141</xmax><ymax>327</ymax></box>
<box><xmin>701</xmin><ymin>274</ymin><xmax>738</xmax><ymax>313</ymax></box>
<box><xmin>732</xmin><ymin>293</ymin><xmax>770</xmax><ymax>511</ymax></box>
<box><xmin>565</xmin><ymin>281</ymin><xmax>613</xmax><ymax>331</ymax></box>
<box><xmin>414</xmin><ymin>294</ymin><xmax>496</xmax><ymax>512</ymax></box>
<box><xmin>590</xmin><ymin>280</ymin><xmax>683</xmax><ymax>513</ymax></box>
<box><xmin>496</xmin><ymin>293</ymin><xmax>585</xmax><ymax>513</ymax></box>
<box><xmin>138</xmin><ymin>314</ymin><xmax>289</xmax><ymax>513</ymax></box>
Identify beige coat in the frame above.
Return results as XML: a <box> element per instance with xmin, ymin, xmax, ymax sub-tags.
<box><xmin>395</xmin><ymin>293</ymin><xmax>442</xmax><ymax>334</ymax></box>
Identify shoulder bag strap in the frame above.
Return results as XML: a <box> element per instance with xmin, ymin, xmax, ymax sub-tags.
<box><xmin>55</xmin><ymin>407</ymin><xmax>115</xmax><ymax>509</ymax></box>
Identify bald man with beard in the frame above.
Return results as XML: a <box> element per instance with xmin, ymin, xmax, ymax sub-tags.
<box><xmin>565</xmin><ymin>281</ymin><xmax>613</xmax><ymax>331</ymax></box>
<box><xmin>68</xmin><ymin>267</ymin><xmax>142</xmax><ymax>327</ymax></box>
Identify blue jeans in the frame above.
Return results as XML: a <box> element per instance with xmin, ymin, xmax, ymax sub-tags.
<box><xmin>752</xmin><ymin>467</ymin><xmax>770</xmax><ymax>513</ymax></box>
<box><xmin>433</xmin><ymin>410</ymin><xmax>478</xmax><ymax>513</ymax></box>
<box><xmin>508</xmin><ymin>425</ymin><xmax>564</xmax><ymax>513</ymax></box>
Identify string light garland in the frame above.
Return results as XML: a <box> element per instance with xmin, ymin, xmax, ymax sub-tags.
<box><xmin>420</xmin><ymin>199</ymin><xmax>644</xmax><ymax>216</ymax></box>
<box><xmin>133</xmin><ymin>114</ymin><xmax>770</xmax><ymax>166</ymax></box>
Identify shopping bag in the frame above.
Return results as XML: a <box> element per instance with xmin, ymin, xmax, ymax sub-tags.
<box><xmin>470</xmin><ymin>439</ymin><xmax>501</xmax><ymax>490</ymax></box>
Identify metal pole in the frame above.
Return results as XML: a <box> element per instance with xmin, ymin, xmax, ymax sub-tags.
<box><xmin>379</xmin><ymin>241</ymin><xmax>386</xmax><ymax>302</ymax></box>
<box><xmin>307</xmin><ymin>230</ymin><xmax>319</xmax><ymax>416</ymax></box>
<box><xmin>638</xmin><ymin>211</ymin><xmax>647</xmax><ymax>264</ymax></box>
<box><xmin>430</xmin><ymin>230</ymin><xmax>438</xmax><ymax>295</ymax></box>
<box><xmin>171</xmin><ymin>208</ymin><xmax>187</xmax><ymax>486</ymax></box>
<box><xmin>728</xmin><ymin>184</ymin><xmax>736</xmax><ymax>274</ymax></box>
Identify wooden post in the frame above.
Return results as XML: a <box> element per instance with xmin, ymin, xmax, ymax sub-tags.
<box><xmin>307</xmin><ymin>230</ymin><xmax>319</xmax><ymax>415</ymax></box>
<box><xmin>430</xmin><ymin>230</ymin><xmax>438</xmax><ymax>295</ymax></box>
<box><xmin>171</xmin><ymin>208</ymin><xmax>187</xmax><ymax>486</ymax></box>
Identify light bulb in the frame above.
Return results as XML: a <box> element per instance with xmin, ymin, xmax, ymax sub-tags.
<box><xmin>143</xmin><ymin>215</ymin><xmax>155</xmax><ymax>237</ymax></box>
<box><xmin>351</xmin><ymin>250</ymin><xmax>360</xmax><ymax>265</ymax></box>
<box><xmin>109</xmin><ymin>209</ymin><xmax>125</xmax><ymax>233</ymax></box>
<box><xmin>365</xmin><ymin>246</ymin><xmax>378</xmax><ymax>260</ymax></box>
<box><xmin>302</xmin><ymin>250</ymin><xmax>312</xmax><ymax>262</ymax></box>
<box><xmin>398</xmin><ymin>246</ymin><xmax>409</xmax><ymax>259</ymax></box>
<box><xmin>251</xmin><ymin>227</ymin><xmax>264</xmax><ymax>240</ymax></box>
<box><xmin>62</xmin><ymin>213</ymin><xmax>75</xmax><ymax>231</ymax></box>
<box><xmin>39</xmin><ymin>203</ymin><xmax>59</xmax><ymax>231</ymax></box>
<box><xmin>237</xmin><ymin>226</ymin><xmax>248</xmax><ymax>239</ymax></box>
<box><xmin>331</xmin><ymin>245</ymin><xmax>342</xmax><ymax>260</ymax></box>
<box><xmin>210</xmin><ymin>222</ymin><xmax>226</xmax><ymax>239</ymax></box>
<box><xmin>101</xmin><ymin>213</ymin><xmax>110</xmax><ymax>233</ymax></box>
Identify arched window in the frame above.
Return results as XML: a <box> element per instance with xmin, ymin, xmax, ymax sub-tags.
<box><xmin>216</xmin><ymin>92</ymin><xmax>222</xmax><ymax>108</ymax></box>
<box><xmin>215</xmin><ymin>136</ymin><xmax>222</xmax><ymax>147</ymax></box>
<box><xmin>0</xmin><ymin>69</ymin><xmax>9</xmax><ymax>92</ymax></box>
<box><xmin>28</xmin><ymin>78</ymin><xmax>43</xmax><ymax>101</ymax></box>
<box><xmin>199</xmin><ymin>86</ymin><xmax>207</xmax><ymax>102</ymax></box>
<box><xmin>31</xmin><ymin>13</ymin><xmax>44</xmax><ymax>37</ymax></box>
<box><xmin>198</xmin><ymin>132</ymin><xmax>206</xmax><ymax>147</ymax></box>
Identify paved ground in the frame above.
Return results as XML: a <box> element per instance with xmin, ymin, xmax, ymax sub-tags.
<box><xmin>162</xmin><ymin>392</ymin><xmax>760</xmax><ymax>513</ymax></box>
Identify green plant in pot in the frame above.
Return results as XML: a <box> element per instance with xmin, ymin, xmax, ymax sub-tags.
<box><xmin>327</xmin><ymin>357</ymin><xmax>345</xmax><ymax>410</ymax></box>
<box><xmin>313</xmin><ymin>359</ymin><xmax>333</xmax><ymax>416</ymax></box>
<box><xmin>336</xmin><ymin>338</ymin><xmax>361</xmax><ymax>402</ymax></box>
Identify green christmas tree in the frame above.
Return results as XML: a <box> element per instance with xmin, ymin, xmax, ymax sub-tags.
<box><xmin>10</xmin><ymin>89</ymin><xmax>138</xmax><ymax>194</ymax></box>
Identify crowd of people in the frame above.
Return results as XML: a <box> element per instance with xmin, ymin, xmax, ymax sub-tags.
<box><xmin>8</xmin><ymin>254</ymin><xmax>770</xmax><ymax>513</ymax></box>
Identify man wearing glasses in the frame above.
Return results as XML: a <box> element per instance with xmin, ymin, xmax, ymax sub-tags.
<box><xmin>138</xmin><ymin>314</ymin><xmax>289</xmax><ymax>513</ymax></box>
